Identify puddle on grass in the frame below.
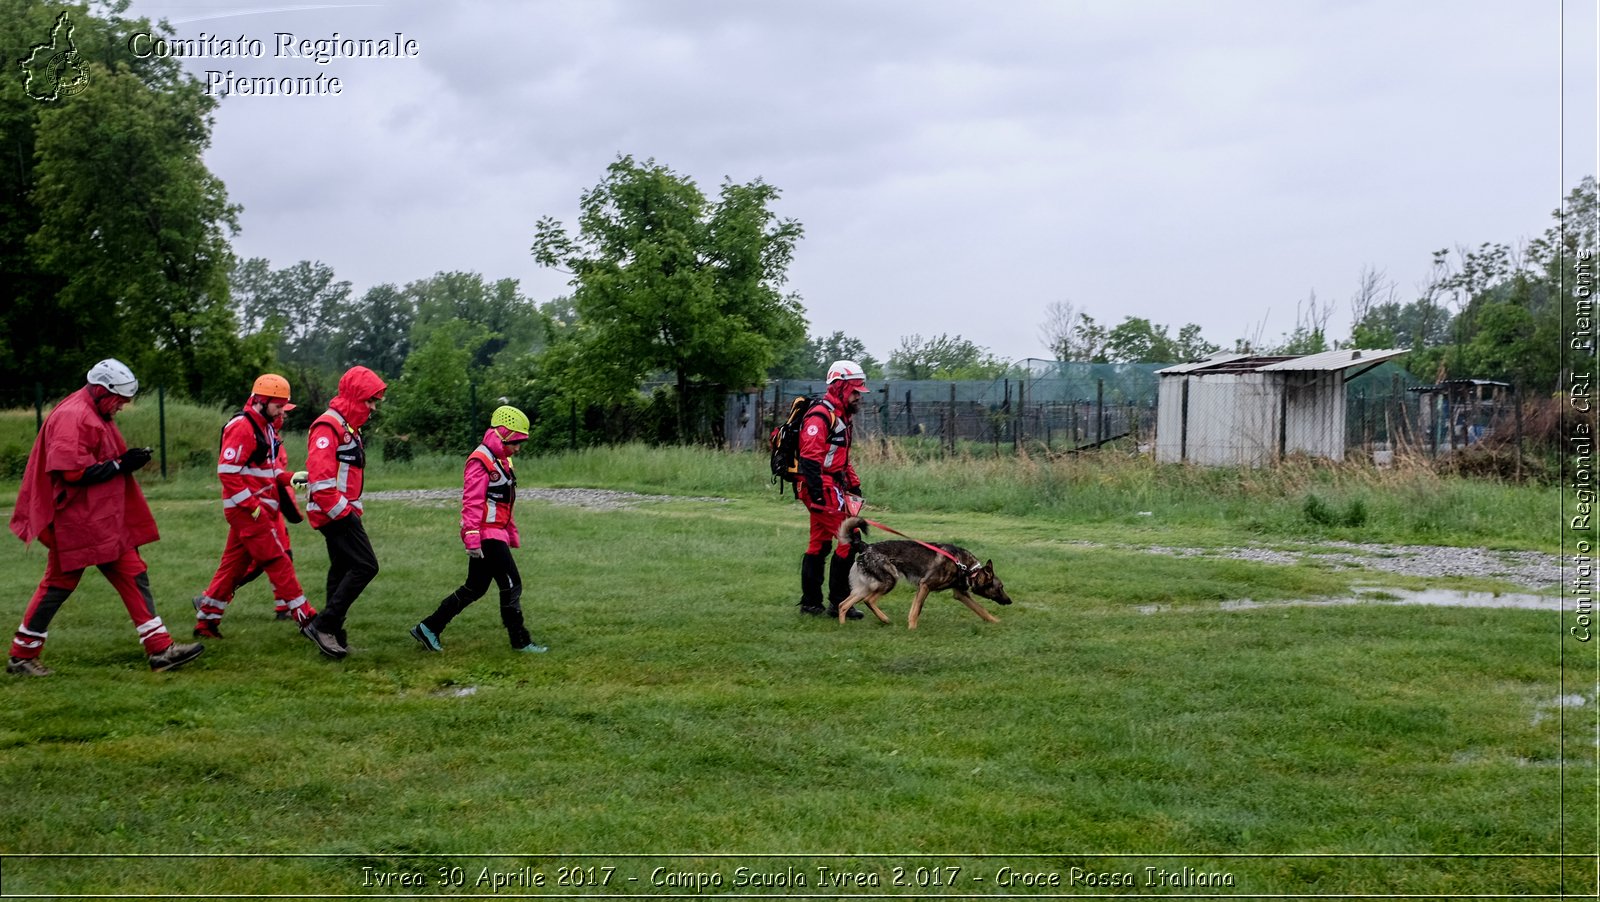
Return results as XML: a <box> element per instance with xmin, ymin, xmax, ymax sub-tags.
<box><xmin>1137</xmin><ymin>588</ymin><xmax>1561</xmax><ymax>616</ymax></box>
<box><xmin>1531</xmin><ymin>694</ymin><xmax>1589</xmax><ymax>727</ymax></box>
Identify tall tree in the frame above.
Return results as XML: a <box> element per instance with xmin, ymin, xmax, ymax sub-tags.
<box><xmin>4</xmin><ymin>0</ymin><xmax>258</xmax><ymax>400</ymax></box>
<box><xmin>771</xmin><ymin>330</ymin><xmax>883</xmax><ymax>380</ymax></box>
<box><xmin>888</xmin><ymin>333</ymin><xmax>1007</xmax><ymax>380</ymax></box>
<box><xmin>407</xmin><ymin>271</ymin><xmax>542</xmax><ymax>370</ymax></box>
<box><xmin>532</xmin><ymin>155</ymin><xmax>806</xmax><ymax>441</ymax></box>
<box><xmin>335</xmin><ymin>282</ymin><xmax>415</xmax><ymax>379</ymax></box>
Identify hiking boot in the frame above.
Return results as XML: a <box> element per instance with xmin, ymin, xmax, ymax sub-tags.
<box><xmin>301</xmin><ymin>623</ymin><xmax>347</xmax><ymax>659</ymax></box>
<box><xmin>515</xmin><ymin>641</ymin><xmax>549</xmax><ymax>654</ymax></box>
<box><xmin>7</xmin><ymin>656</ymin><xmax>53</xmax><ymax>677</ymax></box>
<box><xmin>409</xmin><ymin>623</ymin><xmax>442</xmax><ymax>652</ymax></box>
<box><xmin>797</xmin><ymin>601</ymin><xmax>826</xmax><ymax>616</ymax></box>
<box><xmin>828</xmin><ymin>603</ymin><xmax>864</xmax><ymax>621</ymax></box>
<box><xmin>193</xmin><ymin>622</ymin><xmax>224</xmax><ymax>640</ymax></box>
<box><xmin>148</xmin><ymin>642</ymin><xmax>204</xmax><ymax>672</ymax></box>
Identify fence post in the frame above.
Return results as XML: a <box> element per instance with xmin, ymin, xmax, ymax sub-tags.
<box><xmin>1095</xmin><ymin>379</ymin><xmax>1104</xmax><ymax>445</ymax></box>
<box><xmin>1013</xmin><ymin>379</ymin><xmax>1023</xmax><ymax>452</ymax></box>
<box><xmin>158</xmin><ymin>385</ymin><xmax>168</xmax><ymax>480</ymax></box>
<box><xmin>570</xmin><ymin>400</ymin><xmax>578</xmax><ymax>451</ymax></box>
<box><xmin>948</xmin><ymin>382</ymin><xmax>957</xmax><ymax>454</ymax></box>
<box><xmin>1514</xmin><ymin>384</ymin><xmax>1523</xmax><ymax>481</ymax></box>
<box><xmin>469</xmin><ymin>381</ymin><xmax>479</xmax><ymax>449</ymax></box>
<box><xmin>34</xmin><ymin>382</ymin><xmax>44</xmax><ymax>433</ymax></box>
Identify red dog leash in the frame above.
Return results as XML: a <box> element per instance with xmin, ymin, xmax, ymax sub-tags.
<box><xmin>856</xmin><ymin>515</ymin><xmax>969</xmax><ymax>571</ymax></box>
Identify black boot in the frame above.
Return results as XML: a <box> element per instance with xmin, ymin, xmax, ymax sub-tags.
<box><xmin>798</xmin><ymin>552</ymin><xmax>827</xmax><ymax>615</ymax></box>
<box><xmin>827</xmin><ymin>548</ymin><xmax>864</xmax><ymax>620</ymax></box>
<box><xmin>499</xmin><ymin>586</ymin><xmax>534</xmax><ymax>649</ymax></box>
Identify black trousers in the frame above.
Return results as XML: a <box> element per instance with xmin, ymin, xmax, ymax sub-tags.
<box><xmin>314</xmin><ymin>515</ymin><xmax>379</xmax><ymax>634</ymax></box>
<box><xmin>421</xmin><ymin>540</ymin><xmax>531</xmax><ymax>648</ymax></box>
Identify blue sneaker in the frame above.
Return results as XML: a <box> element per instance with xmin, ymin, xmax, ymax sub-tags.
<box><xmin>409</xmin><ymin>623</ymin><xmax>442</xmax><ymax>652</ymax></box>
<box><xmin>515</xmin><ymin>642</ymin><xmax>548</xmax><ymax>654</ymax></box>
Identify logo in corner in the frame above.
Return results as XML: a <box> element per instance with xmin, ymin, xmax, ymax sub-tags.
<box><xmin>22</xmin><ymin>11</ymin><xmax>89</xmax><ymax>102</ymax></box>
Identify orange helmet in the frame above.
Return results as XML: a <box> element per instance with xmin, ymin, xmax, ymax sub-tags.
<box><xmin>251</xmin><ymin>374</ymin><xmax>291</xmax><ymax>398</ymax></box>
<box><xmin>251</xmin><ymin>374</ymin><xmax>293</xmax><ymax>409</ymax></box>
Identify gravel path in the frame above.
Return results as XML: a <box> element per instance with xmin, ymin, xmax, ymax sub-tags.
<box><xmin>363</xmin><ymin>487</ymin><xmax>733</xmax><ymax>511</ymax></box>
<box><xmin>1108</xmin><ymin>540</ymin><xmax>1562</xmax><ymax>591</ymax></box>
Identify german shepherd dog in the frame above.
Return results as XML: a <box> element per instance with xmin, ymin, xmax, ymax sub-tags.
<box><xmin>834</xmin><ymin>517</ymin><xmax>1012</xmax><ymax>628</ymax></box>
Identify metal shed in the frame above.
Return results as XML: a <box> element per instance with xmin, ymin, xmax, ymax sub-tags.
<box><xmin>1155</xmin><ymin>349</ymin><xmax>1409</xmax><ymax>466</ymax></box>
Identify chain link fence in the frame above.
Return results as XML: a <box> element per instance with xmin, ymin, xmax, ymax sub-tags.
<box><xmin>728</xmin><ymin>361</ymin><xmax>1165</xmax><ymax>453</ymax></box>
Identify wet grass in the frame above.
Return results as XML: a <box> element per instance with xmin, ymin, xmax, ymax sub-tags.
<box><xmin>0</xmin><ymin>444</ymin><xmax>1585</xmax><ymax>896</ymax></box>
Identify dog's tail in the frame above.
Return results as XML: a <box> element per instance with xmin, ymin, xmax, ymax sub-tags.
<box><xmin>838</xmin><ymin>516</ymin><xmax>869</xmax><ymax>553</ymax></box>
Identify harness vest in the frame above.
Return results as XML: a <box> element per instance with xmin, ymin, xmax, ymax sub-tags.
<box><xmin>306</xmin><ymin>409</ymin><xmax>366</xmax><ymax>520</ymax></box>
<box><xmin>805</xmin><ymin>398</ymin><xmax>852</xmax><ymax>476</ymax></box>
<box><xmin>468</xmin><ymin>444</ymin><xmax>516</xmax><ymax>528</ymax></box>
<box><xmin>217</xmin><ymin>409</ymin><xmax>284</xmax><ymax>515</ymax></box>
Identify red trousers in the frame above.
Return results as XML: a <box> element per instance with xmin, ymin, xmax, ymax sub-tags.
<box><xmin>803</xmin><ymin>485</ymin><xmax>852</xmax><ymax>558</ymax></box>
<box><xmin>197</xmin><ymin>513</ymin><xmax>312</xmax><ymax>626</ymax></box>
<box><xmin>11</xmin><ymin>544</ymin><xmax>173</xmax><ymax>659</ymax></box>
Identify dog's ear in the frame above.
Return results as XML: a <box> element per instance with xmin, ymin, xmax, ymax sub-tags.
<box><xmin>982</xmin><ymin>559</ymin><xmax>994</xmax><ymax>572</ymax></box>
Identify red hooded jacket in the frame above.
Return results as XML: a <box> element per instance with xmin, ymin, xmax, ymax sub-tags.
<box><xmin>305</xmin><ymin>366</ymin><xmax>387</xmax><ymax>529</ymax></box>
<box><xmin>9</xmin><ymin>386</ymin><xmax>159</xmax><ymax>571</ymax></box>
<box><xmin>797</xmin><ymin>379</ymin><xmax>860</xmax><ymax>511</ymax></box>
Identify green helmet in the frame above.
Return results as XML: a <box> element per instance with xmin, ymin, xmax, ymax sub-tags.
<box><xmin>490</xmin><ymin>405</ymin><xmax>530</xmax><ymax>436</ymax></box>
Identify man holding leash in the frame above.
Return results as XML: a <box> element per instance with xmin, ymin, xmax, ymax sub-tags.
<box><xmin>7</xmin><ymin>359</ymin><xmax>204</xmax><ymax>675</ymax></box>
<box><xmin>797</xmin><ymin>360</ymin><xmax>869</xmax><ymax>619</ymax></box>
<box><xmin>193</xmin><ymin>374</ymin><xmax>316</xmax><ymax>639</ymax></box>
<box><xmin>297</xmin><ymin>365</ymin><xmax>387</xmax><ymax>659</ymax></box>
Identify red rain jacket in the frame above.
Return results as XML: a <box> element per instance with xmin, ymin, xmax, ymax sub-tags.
<box><xmin>306</xmin><ymin>366</ymin><xmax>387</xmax><ymax>529</ymax></box>
<box><xmin>9</xmin><ymin>386</ymin><xmax>159</xmax><ymax>571</ymax></box>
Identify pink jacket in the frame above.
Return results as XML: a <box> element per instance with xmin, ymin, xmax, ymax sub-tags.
<box><xmin>461</xmin><ymin>428</ymin><xmax>519</xmax><ymax>550</ymax></box>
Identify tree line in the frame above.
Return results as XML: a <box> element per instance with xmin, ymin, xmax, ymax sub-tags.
<box><xmin>4</xmin><ymin>2</ymin><xmax>1592</xmax><ymax>453</ymax></box>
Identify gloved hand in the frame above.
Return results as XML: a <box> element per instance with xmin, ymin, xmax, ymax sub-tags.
<box><xmin>290</xmin><ymin>470</ymin><xmax>308</xmax><ymax>488</ymax></box>
<box><xmin>466</xmin><ymin>547</ymin><xmax>484</xmax><ymax>559</ymax></box>
<box><xmin>118</xmin><ymin>447</ymin><xmax>152</xmax><ymax>472</ymax></box>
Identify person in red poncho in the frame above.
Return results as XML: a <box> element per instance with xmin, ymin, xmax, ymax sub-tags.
<box><xmin>191</xmin><ymin>374</ymin><xmax>317</xmax><ymax>639</ymax></box>
<box><xmin>408</xmin><ymin>405</ymin><xmax>545</xmax><ymax>654</ymax></box>
<box><xmin>796</xmin><ymin>360</ymin><xmax>869</xmax><ymax>620</ymax></box>
<box><xmin>296</xmin><ymin>365</ymin><xmax>387</xmax><ymax>659</ymax></box>
<box><xmin>7</xmin><ymin>359</ymin><xmax>205</xmax><ymax>676</ymax></box>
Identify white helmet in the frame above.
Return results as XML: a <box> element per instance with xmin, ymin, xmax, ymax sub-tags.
<box><xmin>87</xmin><ymin>358</ymin><xmax>139</xmax><ymax>397</ymax></box>
<box><xmin>826</xmin><ymin>359</ymin><xmax>867</xmax><ymax>386</ymax></box>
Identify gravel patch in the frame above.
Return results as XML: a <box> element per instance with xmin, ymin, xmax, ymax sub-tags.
<box><xmin>362</xmin><ymin>487</ymin><xmax>733</xmax><ymax>512</ymax></box>
<box><xmin>1122</xmin><ymin>540</ymin><xmax>1561</xmax><ymax>590</ymax></box>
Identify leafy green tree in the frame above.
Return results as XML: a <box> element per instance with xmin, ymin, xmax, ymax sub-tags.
<box><xmin>771</xmin><ymin>330</ymin><xmax>883</xmax><ymax>380</ymax></box>
<box><xmin>383</xmin><ymin>319</ymin><xmax>489</xmax><ymax>455</ymax></box>
<box><xmin>1103</xmin><ymin>318</ymin><xmax>1179</xmax><ymax>363</ymax></box>
<box><xmin>1350</xmin><ymin>298</ymin><xmax>1452</xmax><ymax>350</ymax></box>
<box><xmin>407</xmin><ymin>271</ymin><xmax>543</xmax><ymax>371</ymax></box>
<box><xmin>532</xmin><ymin>155</ymin><xmax>806</xmax><ymax>442</ymax></box>
<box><xmin>245</xmin><ymin>259</ymin><xmax>349</xmax><ymax>367</ymax></box>
<box><xmin>1174</xmin><ymin>323</ymin><xmax>1220</xmax><ymax>361</ymax></box>
<box><xmin>335</xmin><ymin>283</ymin><xmax>414</xmax><ymax>380</ymax></box>
<box><xmin>888</xmin><ymin>333</ymin><xmax>1007</xmax><ymax>380</ymax></box>
<box><xmin>6</xmin><ymin>1</ymin><xmax>258</xmax><ymax>400</ymax></box>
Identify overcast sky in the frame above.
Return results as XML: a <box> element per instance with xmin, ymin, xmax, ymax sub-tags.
<box><xmin>124</xmin><ymin>0</ymin><xmax>1597</xmax><ymax>366</ymax></box>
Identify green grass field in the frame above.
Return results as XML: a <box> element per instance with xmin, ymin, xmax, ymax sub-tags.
<box><xmin>0</xmin><ymin>441</ymin><xmax>1590</xmax><ymax>897</ymax></box>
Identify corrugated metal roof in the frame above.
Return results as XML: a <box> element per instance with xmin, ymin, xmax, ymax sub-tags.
<box><xmin>1157</xmin><ymin>349</ymin><xmax>1408</xmax><ymax>376</ymax></box>
<box><xmin>1255</xmin><ymin>348</ymin><xmax>1409</xmax><ymax>371</ymax></box>
<box><xmin>1154</xmin><ymin>353</ymin><xmax>1250</xmax><ymax>375</ymax></box>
